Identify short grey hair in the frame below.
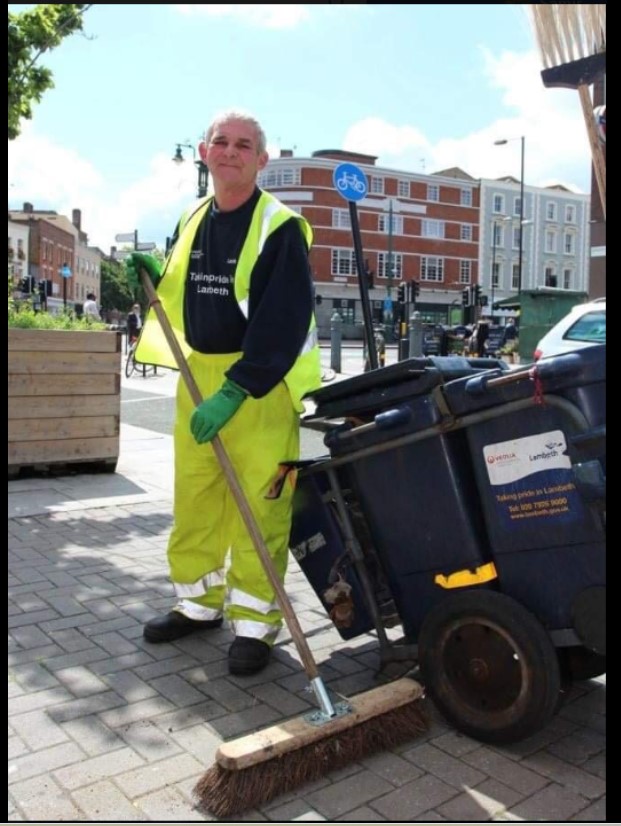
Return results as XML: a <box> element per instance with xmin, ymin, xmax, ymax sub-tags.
<box><xmin>204</xmin><ymin>110</ymin><xmax>267</xmax><ymax>154</ymax></box>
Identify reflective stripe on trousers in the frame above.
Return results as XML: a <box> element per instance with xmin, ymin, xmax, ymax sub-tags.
<box><xmin>166</xmin><ymin>351</ymin><xmax>299</xmax><ymax>640</ymax></box>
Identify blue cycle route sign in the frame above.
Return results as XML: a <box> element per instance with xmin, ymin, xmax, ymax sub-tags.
<box><xmin>333</xmin><ymin>162</ymin><xmax>368</xmax><ymax>202</ymax></box>
<box><xmin>60</xmin><ymin>264</ymin><xmax>72</xmax><ymax>278</ymax></box>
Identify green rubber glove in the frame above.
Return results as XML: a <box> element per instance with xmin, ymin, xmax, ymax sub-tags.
<box><xmin>190</xmin><ymin>378</ymin><xmax>248</xmax><ymax>444</ymax></box>
<box><xmin>126</xmin><ymin>252</ymin><xmax>162</xmax><ymax>292</ymax></box>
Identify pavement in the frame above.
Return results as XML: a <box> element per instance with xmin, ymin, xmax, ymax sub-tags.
<box><xmin>8</xmin><ymin>355</ymin><xmax>606</xmax><ymax>823</ymax></box>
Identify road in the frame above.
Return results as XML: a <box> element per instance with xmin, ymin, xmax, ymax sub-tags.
<box><xmin>120</xmin><ymin>343</ymin><xmax>399</xmax><ymax>459</ymax></box>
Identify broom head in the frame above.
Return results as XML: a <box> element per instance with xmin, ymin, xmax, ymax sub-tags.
<box><xmin>194</xmin><ymin>677</ymin><xmax>427</xmax><ymax>817</ymax></box>
<box><xmin>528</xmin><ymin>4</ymin><xmax>606</xmax><ymax>88</ymax></box>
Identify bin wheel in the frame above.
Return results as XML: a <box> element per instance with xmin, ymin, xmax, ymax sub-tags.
<box><xmin>418</xmin><ymin>590</ymin><xmax>561</xmax><ymax>744</ymax></box>
<box><xmin>558</xmin><ymin>645</ymin><xmax>606</xmax><ymax>682</ymax></box>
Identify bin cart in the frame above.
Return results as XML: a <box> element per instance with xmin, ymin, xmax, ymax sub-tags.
<box><xmin>290</xmin><ymin>349</ymin><xmax>606</xmax><ymax>744</ymax></box>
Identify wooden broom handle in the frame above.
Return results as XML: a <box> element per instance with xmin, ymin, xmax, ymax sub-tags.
<box><xmin>579</xmin><ymin>84</ymin><xmax>606</xmax><ymax>221</ymax></box>
<box><xmin>140</xmin><ymin>271</ymin><xmax>320</xmax><ymax>681</ymax></box>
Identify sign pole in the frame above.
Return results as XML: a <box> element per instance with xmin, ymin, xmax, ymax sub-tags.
<box><xmin>348</xmin><ymin>201</ymin><xmax>377</xmax><ymax>370</ymax></box>
<box><xmin>333</xmin><ymin>162</ymin><xmax>378</xmax><ymax>370</ymax></box>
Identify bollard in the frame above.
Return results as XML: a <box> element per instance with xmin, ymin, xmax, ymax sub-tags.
<box><xmin>409</xmin><ymin>311</ymin><xmax>424</xmax><ymax>357</ymax></box>
<box><xmin>330</xmin><ymin>311</ymin><xmax>342</xmax><ymax>374</ymax></box>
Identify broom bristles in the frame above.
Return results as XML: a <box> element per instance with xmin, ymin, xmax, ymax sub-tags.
<box><xmin>193</xmin><ymin>700</ymin><xmax>428</xmax><ymax>818</ymax></box>
<box><xmin>528</xmin><ymin>4</ymin><xmax>606</xmax><ymax>68</ymax></box>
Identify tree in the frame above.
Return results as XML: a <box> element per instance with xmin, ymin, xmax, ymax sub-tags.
<box><xmin>100</xmin><ymin>258</ymin><xmax>134</xmax><ymax>314</ymax></box>
<box><xmin>8</xmin><ymin>4</ymin><xmax>93</xmax><ymax>140</ymax></box>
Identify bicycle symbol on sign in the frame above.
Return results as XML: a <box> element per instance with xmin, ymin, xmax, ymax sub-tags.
<box><xmin>336</xmin><ymin>172</ymin><xmax>366</xmax><ymax>194</ymax></box>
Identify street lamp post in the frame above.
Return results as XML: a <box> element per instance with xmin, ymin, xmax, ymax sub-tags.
<box><xmin>60</xmin><ymin>262</ymin><xmax>71</xmax><ymax>310</ymax></box>
<box><xmin>172</xmin><ymin>142</ymin><xmax>209</xmax><ymax>198</ymax></box>
<box><xmin>494</xmin><ymin>136</ymin><xmax>525</xmax><ymax>300</ymax></box>
<box><xmin>491</xmin><ymin>215</ymin><xmax>511</xmax><ymax>318</ymax></box>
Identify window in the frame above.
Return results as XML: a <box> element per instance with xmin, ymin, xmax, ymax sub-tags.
<box><xmin>460</xmin><ymin>188</ymin><xmax>472</xmax><ymax>206</ymax></box>
<box><xmin>493</xmin><ymin>194</ymin><xmax>505</xmax><ymax>214</ymax></box>
<box><xmin>491</xmin><ymin>261</ymin><xmax>500</xmax><ymax>288</ymax></box>
<box><xmin>370</xmin><ymin>176</ymin><xmax>384</xmax><ymax>195</ymax></box>
<box><xmin>511</xmin><ymin>264</ymin><xmax>519</xmax><ymax>291</ymax></box>
<box><xmin>332</xmin><ymin>209</ymin><xmax>351</xmax><ymax>230</ymax></box>
<box><xmin>420</xmin><ymin>256</ymin><xmax>444</xmax><ymax>282</ymax></box>
<box><xmin>377</xmin><ymin>252</ymin><xmax>403</xmax><ymax>279</ymax></box>
<box><xmin>17</xmin><ymin>239</ymin><xmax>25</xmax><ymax>260</ymax></box>
<box><xmin>259</xmin><ymin>167</ymin><xmax>301</xmax><ymax>188</ymax></box>
<box><xmin>421</xmin><ymin>219</ymin><xmax>445</xmax><ymax>238</ymax></box>
<box><xmin>331</xmin><ymin>248</ymin><xmax>357</xmax><ymax>277</ymax></box>
<box><xmin>427</xmin><ymin>184</ymin><xmax>439</xmax><ymax>202</ymax></box>
<box><xmin>546</xmin><ymin>202</ymin><xmax>557</xmax><ymax>221</ymax></box>
<box><xmin>378</xmin><ymin>213</ymin><xmax>403</xmax><ymax>235</ymax></box>
<box><xmin>460</xmin><ymin>260</ymin><xmax>472</xmax><ymax>283</ymax></box>
<box><xmin>563</xmin><ymin>268</ymin><xmax>572</xmax><ymax>289</ymax></box>
<box><xmin>544</xmin><ymin>267</ymin><xmax>558</xmax><ymax>288</ymax></box>
<box><xmin>332</xmin><ymin>298</ymin><xmax>356</xmax><ymax>324</ymax></box>
<box><xmin>492</xmin><ymin>223</ymin><xmax>505</xmax><ymax>246</ymax></box>
<box><xmin>565</xmin><ymin>204</ymin><xmax>576</xmax><ymax>223</ymax></box>
<box><xmin>564</xmin><ymin>232</ymin><xmax>575</xmax><ymax>254</ymax></box>
<box><xmin>564</xmin><ymin>310</ymin><xmax>606</xmax><ymax>344</ymax></box>
<box><xmin>513</xmin><ymin>196</ymin><xmax>522</xmax><ymax>218</ymax></box>
<box><xmin>461</xmin><ymin>224</ymin><xmax>473</xmax><ymax>241</ymax></box>
<box><xmin>545</xmin><ymin>230</ymin><xmax>557</xmax><ymax>253</ymax></box>
<box><xmin>512</xmin><ymin>227</ymin><xmax>522</xmax><ymax>249</ymax></box>
<box><xmin>398</xmin><ymin>179</ymin><xmax>409</xmax><ymax>198</ymax></box>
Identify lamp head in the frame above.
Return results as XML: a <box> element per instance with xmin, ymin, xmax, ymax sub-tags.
<box><xmin>172</xmin><ymin>144</ymin><xmax>184</xmax><ymax>164</ymax></box>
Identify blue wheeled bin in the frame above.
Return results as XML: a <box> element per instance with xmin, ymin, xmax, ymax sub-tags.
<box><xmin>292</xmin><ymin>349</ymin><xmax>606</xmax><ymax>745</ymax></box>
<box><xmin>292</xmin><ymin>356</ymin><xmax>507</xmax><ymax>642</ymax></box>
<box><xmin>440</xmin><ymin>346</ymin><xmax>606</xmax><ymax>655</ymax></box>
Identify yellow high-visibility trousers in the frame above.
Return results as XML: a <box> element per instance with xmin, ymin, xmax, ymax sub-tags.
<box><xmin>167</xmin><ymin>352</ymin><xmax>299</xmax><ymax>644</ymax></box>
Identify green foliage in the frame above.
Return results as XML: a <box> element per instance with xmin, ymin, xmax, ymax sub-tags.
<box><xmin>8</xmin><ymin>4</ymin><xmax>92</xmax><ymax>140</ymax></box>
<box><xmin>100</xmin><ymin>258</ymin><xmax>134</xmax><ymax>313</ymax></box>
<box><xmin>8</xmin><ymin>303</ymin><xmax>107</xmax><ymax>330</ymax></box>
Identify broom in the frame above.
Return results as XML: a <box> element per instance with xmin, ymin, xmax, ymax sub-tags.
<box><xmin>526</xmin><ymin>4</ymin><xmax>606</xmax><ymax>219</ymax></box>
<box><xmin>137</xmin><ymin>270</ymin><xmax>428</xmax><ymax>817</ymax></box>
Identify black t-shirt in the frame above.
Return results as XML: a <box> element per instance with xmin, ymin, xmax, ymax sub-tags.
<box><xmin>181</xmin><ymin>188</ymin><xmax>314</xmax><ymax>399</ymax></box>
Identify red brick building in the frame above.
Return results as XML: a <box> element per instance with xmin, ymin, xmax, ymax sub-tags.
<box><xmin>258</xmin><ymin>149</ymin><xmax>480</xmax><ymax>336</ymax></box>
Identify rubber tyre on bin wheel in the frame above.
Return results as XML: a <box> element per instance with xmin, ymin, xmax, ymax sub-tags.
<box><xmin>418</xmin><ymin>590</ymin><xmax>562</xmax><ymax>744</ymax></box>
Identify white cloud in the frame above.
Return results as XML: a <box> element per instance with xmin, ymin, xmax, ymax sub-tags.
<box><xmin>8</xmin><ymin>122</ymin><xmax>197</xmax><ymax>251</ymax></box>
<box><xmin>343</xmin><ymin>48</ymin><xmax>592</xmax><ymax>193</ymax></box>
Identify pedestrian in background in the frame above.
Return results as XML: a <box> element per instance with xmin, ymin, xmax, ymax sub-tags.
<box><xmin>127</xmin><ymin>110</ymin><xmax>322</xmax><ymax>675</ymax></box>
<box><xmin>83</xmin><ymin>292</ymin><xmax>101</xmax><ymax>320</ymax></box>
<box><xmin>126</xmin><ymin>303</ymin><xmax>142</xmax><ymax>344</ymax></box>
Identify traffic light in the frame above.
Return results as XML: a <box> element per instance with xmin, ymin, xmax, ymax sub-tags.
<box><xmin>397</xmin><ymin>283</ymin><xmax>405</xmax><ymax>304</ymax></box>
<box><xmin>462</xmin><ymin>288</ymin><xmax>470</xmax><ymax>307</ymax></box>
<box><xmin>315</xmin><ymin>294</ymin><xmax>323</xmax><ymax>305</ymax></box>
<box><xmin>38</xmin><ymin>279</ymin><xmax>53</xmax><ymax>297</ymax></box>
<box><xmin>412</xmin><ymin>280</ymin><xmax>420</xmax><ymax>299</ymax></box>
<box><xmin>19</xmin><ymin>276</ymin><xmax>35</xmax><ymax>294</ymax></box>
<box><xmin>473</xmin><ymin>284</ymin><xmax>482</xmax><ymax>305</ymax></box>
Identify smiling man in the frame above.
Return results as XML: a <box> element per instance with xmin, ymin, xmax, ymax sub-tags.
<box><xmin>127</xmin><ymin>111</ymin><xmax>321</xmax><ymax>675</ymax></box>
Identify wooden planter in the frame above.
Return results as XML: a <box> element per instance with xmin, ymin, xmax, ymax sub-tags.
<box><xmin>8</xmin><ymin>328</ymin><xmax>122</xmax><ymax>477</ymax></box>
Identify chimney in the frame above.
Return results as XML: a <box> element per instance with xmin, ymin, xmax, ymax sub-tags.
<box><xmin>23</xmin><ymin>202</ymin><xmax>33</xmax><ymax>213</ymax></box>
<box><xmin>280</xmin><ymin>149</ymin><xmax>294</xmax><ymax>158</ymax></box>
<box><xmin>72</xmin><ymin>208</ymin><xmax>82</xmax><ymax>230</ymax></box>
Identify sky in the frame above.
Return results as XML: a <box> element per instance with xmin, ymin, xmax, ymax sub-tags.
<box><xmin>8</xmin><ymin>4</ymin><xmax>594</xmax><ymax>253</ymax></box>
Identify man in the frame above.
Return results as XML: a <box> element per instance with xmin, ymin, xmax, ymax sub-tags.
<box><xmin>83</xmin><ymin>292</ymin><xmax>101</xmax><ymax>320</ymax></box>
<box><xmin>128</xmin><ymin>111</ymin><xmax>321</xmax><ymax>675</ymax></box>
<box><xmin>126</xmin><ymin>303</ymin><xmax>142</xmax><ymax>344</ymax></box>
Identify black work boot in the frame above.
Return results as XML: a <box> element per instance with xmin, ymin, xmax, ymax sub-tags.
<box><xmin>143</xmin><ymin>611</ymin><xmax>223</xmax><ymax>643</ymax></box>
<box><xmin>228</xmin><ymin>637</ymin><xmax>271</xmax><ymax>675</ymax></box>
